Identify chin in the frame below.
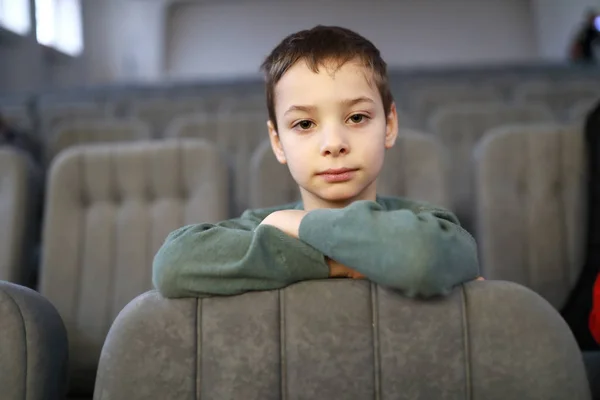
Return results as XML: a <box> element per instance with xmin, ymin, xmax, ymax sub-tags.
<box><xmin>315</xmin><ymin>184</ymin><xmax>369</xmax><ymax>203</ymax></box>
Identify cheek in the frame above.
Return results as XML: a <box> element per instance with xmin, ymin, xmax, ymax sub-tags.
<box><xmin>279</xmin><ymin>136</ymin><xmax>311</xmax><ymax>171</ymax></box>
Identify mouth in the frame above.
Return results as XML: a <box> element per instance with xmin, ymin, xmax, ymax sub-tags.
<box><xmin>317</xmin><ymin>168</ymin><xmax>358</xmax><ymax>175</ymax></box>
<box><xmin>316</xmin><ymin>168</ymin><xmax>359</xmax><ymax>183</ymax></box>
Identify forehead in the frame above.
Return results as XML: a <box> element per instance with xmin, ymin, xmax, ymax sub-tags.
<box><xmin>274</xmin><ymin>60</ymin><xmax>381</xmax><ymax>109</ymax></box>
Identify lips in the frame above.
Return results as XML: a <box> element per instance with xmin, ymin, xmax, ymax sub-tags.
<box><xmin>317</xmin><ymin>168</ymin><xmax>357</xmax><ymax>175</ymax></box>
<box><xmin>317</xmin><ymin>168</ymin><xmax>358</xmax><ymax>183</ymax></box>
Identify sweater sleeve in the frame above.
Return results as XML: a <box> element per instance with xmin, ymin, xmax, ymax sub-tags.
<box><xmin>153</xmin><ymin>216</ymin><xmax>329</xmax><ymax>298</ymax></box>
<box><xmin>298</xmin><ymin>200</ymin><xmax>479</xmax><ymax>298</ymax></box>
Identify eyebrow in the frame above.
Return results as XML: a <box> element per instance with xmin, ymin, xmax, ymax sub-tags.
<box><xmin>283</xmin><ymin>96</ymin><xmax>376</xmax><ymax>116</ymax></box>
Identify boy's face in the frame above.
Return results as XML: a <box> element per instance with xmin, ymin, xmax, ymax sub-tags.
<box><xmin>268</xmin><ymin>59</ymin><xmax>398</xmax><ymax>210</ymax></box>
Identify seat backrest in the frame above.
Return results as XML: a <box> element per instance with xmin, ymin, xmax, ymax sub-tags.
<box><xmin>474</xmin><ymin>124</ymin><xmax>586</xmax><ymax>309</ymax></box>
<box><xmin>48</xmin><ymin>119</ymin><xmax>152</xmax><ymax>164</ymax></box>
<box><xmin>409</xmin><ymin>84</ymin><xmax>502</xmax><ymax>127</ymax></box>
<box><xmin>94</xmin><ymin>280</ymin><xmax>591</xmax><ymax>400</ymax></box>
<box><xmin>39</xmin><ymin>139</ymin><xmax>228</xmax><ymax>396</ymax></box>
<box><xmin>514</xmin><ymin>81</ymin><xmax>600</xmax><ymax>120</ymax></box>
<box><xmin>249</xmin><ymin>139</ymin><xmax>299</xmax><ymax>208</ymax></box>
<box><xmin>430</xmin><ymin>103</ymin><xmax>555</xmax><ymax>231</ymax></box>
<box><xmin>379</xmin><ymin>130</ymin><xmax>449</xmax><ymax>208</ymax></box>
<box><xmin>132</xmin><ymin>98</ymin><xmax>210</xmax><ymax>137</ymax></box>
<box><xmin>248</xmin><ymin>131</ymin><xmax>449</xmax><ymax>210</ymax></box>
<box><xmin>569</xmin><ymin>97</ymin><xmax>599</xmax><ymax>123</ymax></box>
<box><xmin>0</xmin><ymin>149</ymin><xmax>36</xmax><ymax>284</ymax></box>
<box><xmin>40</xmin><ymin>103</ymin><xmax>111</xmax><ymax>135</ymax></box>
<box><xmin>1</xmin><ymin>106</ymin><xmax>32</xmax><ymax>131</ymax></box>
<box><xmin>0</xmin><ymin>281</ymin><xmax>69</xmax><ymax>400</ymax></box>
<box><xmin>166</xmin><ymin>112</ymin><xmax>267</xmax><ymax>215</ymax></box>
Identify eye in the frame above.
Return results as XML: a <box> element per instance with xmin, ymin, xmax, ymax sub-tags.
<box><xmin>347</xmin><ymin>113</ymin><xmax>369</xmax><ymax>124</ymax></box>
<box><xmin>293</xmin><ymin>120</ymin><xmax>315</xmax><ymax>130</ymax></box>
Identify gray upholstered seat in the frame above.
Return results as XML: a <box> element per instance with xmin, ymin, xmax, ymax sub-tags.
<box><xmin>248</xmin><ymin>138</ymin><xmax>300</xmax><ymax>209</ymax></box>
<box><xmin>474</xmin><ymin>124</ymin><xmax>586</xmax><ymax>309</ymax></box>
<box><xmin>38</xmin><ymin>139</ymin><xmax>229</xmax><ymax>397</ymax></box>
<box><xmin>409</xmin><ymin>84</ymin><xmax>502</xmax><ymax>127</ymax></box>
<box><xmin>0</xmin><ymin>280</ymin><xmax>69</xmax><ymax>400</ymax></box>
<box><xmin>1</xmin><ymin>106</ymin><xmax>32</xmax><ymax>131</ymax></box>
<box><xmin>513</xmin><ymin>81</ymin><xmax>600</xmax><ymax>121</ymax></box>
<box><xmin>379</xmin><ymin>129</ymin><xmax>449</xmax><ymax>208</ymax></box>
<box><xmin>94</xmin><ymin>280</ymin><xmax>591</xmax><ymax>400</ymax></box>
<box><xmin>132</xmin><ymin>98</ymin><xmax>210</xmax><ymax>138</ymax></box>
<box><xmin>40</xmin><ymin>103</ymin><xmax>113</xmax><ymax>138</ymax></box>
<box><xmin>569</xmin><ymin>98</ymin><xmax>599</xmax><ymax>123</ymax></box>
<box><xmin>0</xmin><ymin>149</ymin><xmax>39</xmax><ymax>284</ymax></box>
<box><xmin>47</xmin><ymin>119</ymin><xmax>152</xmax><ymax>164</ymax></box>
<box><xmin>249</xmin><ymin>130</ymin><xmax>449</xmax><ymax>210</ymax></box>
<box><xmin>165</xmin><ymin>112</ymin><xmax>267</xmax><ymax>215</ymax></box>
<box><xmin>430</xmin><ymin>103</ymin><xmax>554</xmax><ymax>232</ymax></box>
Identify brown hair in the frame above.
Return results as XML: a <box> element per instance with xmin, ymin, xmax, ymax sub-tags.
<box><xmin>260</xmin><ymin>25</ymin><xmax>394</xmax><ymax>131</ymax></box>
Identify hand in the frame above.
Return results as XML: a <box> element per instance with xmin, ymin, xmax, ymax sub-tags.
<box><xmin>476</xmin><ymin>277</ymin><xmax>485</xmax><ymax>281</ymax></box>
<box><xmin>258</xmin><ymin>209</ymin><xmax>305</xmax><ymax>237</ymax></box>
<box><xmin>327</xmin><ymin>257</ymin><xmax>366</xmax><ymax>279</ymax></box>
<box><xmin>259</xmin><ymin>210</ymin><xmax>307</xmax><ymax>238</ymax></box>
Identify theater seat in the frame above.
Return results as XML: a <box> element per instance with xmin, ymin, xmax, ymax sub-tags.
<box><xmin>474</xmin><ymin>124</ymin><xmax>586</xmax><ymax>309</ymax></box>
<box><xmin>39</xmin><ymin>103</ymin><xmax>113</xmax><ymax>137</ymax></box>
<box><xmin>166</xmin><ymin>112</ymin><xmax>267</xmax><ymax>215</ymax></box>
<box><xmin>0</xmin><ymin>149</ymin><xmax>39</xmax><ymax>284</ymax></box>
<box><xmin>249</xmin><ymin>139</ymin><xmax>300</xmax><ymax>208</ymax></box>
<box><xmin>47</xmin><ymin>119</ymin><xmax>152</xmax><ymax>165</ymax></box>
<box><xmin>409</xmin><ymin>84</ymin><xmax>502</xmax><ymax>127</ymax></box>
<box><xmin>514</xmin><ymin>81</ymin><xmax>600</xmax><ymax>120</ymax></box>
<box><xmin>379</xmin><ymin>130</ymin><xmax>449</xmax><ymax>208</ymax></box>
<box><xmin>94</xmin><ymin>280</ymin><xmax>591</xmax><ymax>400</ymax></box>
<box><xmin>38</xmin><ymin>139</ymin><xmax>228</xmax><ymax>398</ymax></box>
<box><xmin>430</xmin><ymin>103</ymin><xmax>554</xmax><ymax>232</ymax></box>
<box><xmin>0</xmin><ymin>281</ymin><xmax>68</xmax><ymax>400</ymax></box>
<box><xmin>569</xmin><ymin>98</ymin><xmax>599</xmax><ymax>123</ymax></box>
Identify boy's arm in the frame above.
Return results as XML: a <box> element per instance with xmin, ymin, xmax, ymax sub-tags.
<box><xmin>264</xmin><ymin>201</ymin><xmax>479</xmax><ymax>297</ymax></box>
<box><xmin>152</xmin><ymin>217</ymin><xmax>329</xmax><ymax>298</ymax></box>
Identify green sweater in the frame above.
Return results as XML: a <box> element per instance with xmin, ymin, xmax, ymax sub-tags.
<box><xmin>153</xmin><ymin>196</ymin><xmax>479</xmax><ymax>298</ymax></box>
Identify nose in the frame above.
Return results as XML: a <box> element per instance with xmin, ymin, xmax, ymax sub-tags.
<box><xmin>320</xmin><ymin>126</ymin><xmax>349</xmax><ymax>157</ymax></box>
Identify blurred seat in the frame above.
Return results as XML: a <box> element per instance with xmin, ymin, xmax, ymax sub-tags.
<box><xmin>379</xmin><ymin>130</ymin><xmax>449</xmax><ymax>208</ymax></box>
<box><xmin>94</xmin><ymin>280</ymin><xmax>591</xmax><ymax>400</ymax></box>
<box><xmin>38</xmin><ymin>139</ymin><xmax>228</xmax><ymax>398</ymax></box>
<box><xmin>248</xmin><ymin>130</ymin><xmax>448</xmax><ymax>209</ymax></box>
<box><xmin>249</xmin><ymin>139</ymin><xmax>300</xmax><ymax>209</ymax></box>
<box><xmin>0</xmin><ymin>149</ymin><xmax>40</xmax><ymax>285</ymax></box>
<box><xmin>430</xmin><ymin>103</ymin><xmax>554</xmax><ymax>232</ymax></box>
<box><xmin>569</xmin><ymin>98</ymin><xmax>600</xmax><ymax>123</ymax></box>
<box><xmin>1</xmin><ymin>106</ymin><xmax>32</xmax><ymax>131</ymax></box>
<box><xmin>166</xmin><ymin>112</ymin><xmax>267</xmax><ymax>215</ymax></box>
<box><xmin>47</xmin><ymin>119</ymin><xmax>152</xmax><ymax>164</ymax></box>
<box><xmin>132</xmin><ymin>98</ymin><xmax>210</xmax><ymax>137</ymax></box>
<box><xmin>396</xmin><ymin>108</ymin><xmax>416</xmax><ymax>130</ymax></box>
<box><xmin>474</xmin><ymin>123</ymin><xmax>586</xmax><ymax>310</ymax></box>
<box><xmin>0</xmin><ymin>280</ymin><xmax>69</xmax><ymax>400</ymax></box>
<box><xmin>409</xmin><ymin>84</ymin><xmax>503</xmax><ymax>127</ymax></box>
<box><xmin>514</xmin><ymin>81</ymin><xmax>600</xmax><ymax>121</ymax></box>
<box><xmin>40</xmin><ymin>103</ymin><xmax>112</xmax><ymax>136</ymax></box>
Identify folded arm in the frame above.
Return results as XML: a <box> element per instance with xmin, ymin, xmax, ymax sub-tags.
<box><xmin>153</xmin><ymin>216</ymin><xmax>329</xmax><ymax>298</ymax></box>
<box><xmin>294</xmin><ymin>201</ymin><xmax>480</xmax><ymax>297</ymax></box>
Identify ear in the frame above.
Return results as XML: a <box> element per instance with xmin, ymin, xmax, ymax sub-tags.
<box><xmin>267</xmin><ymin>120</ymin><xmax>287</xmax><ymax>164</ymax></box>
<box><xmin>384</xmin><ymin>102</ymin><xmax>399</xmax><ymax>149</ymax></box>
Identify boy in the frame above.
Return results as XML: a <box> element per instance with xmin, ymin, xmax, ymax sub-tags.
<box><xmin>153</xmin><ymin>26</ymin><xmax>479</xmax><ymax>298</ymax></box>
